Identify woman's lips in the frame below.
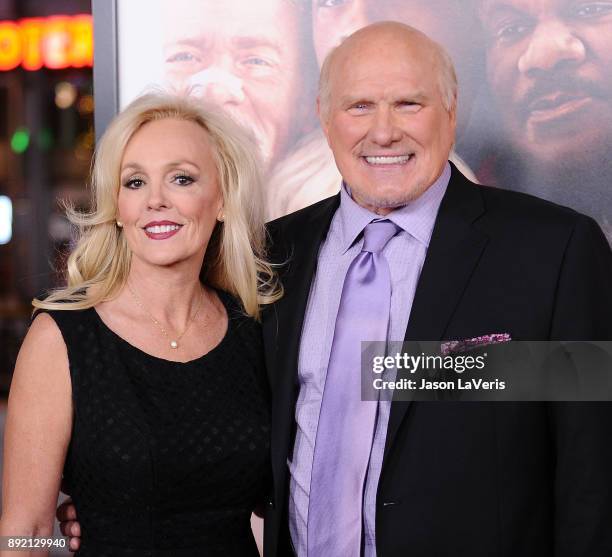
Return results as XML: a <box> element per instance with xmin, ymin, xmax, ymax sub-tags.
<box><xmin>143</xmin><ymin>222</ymin><xmax>182</xmax><ymax>240</ymax></box>
<box><xmin>144</xmin><ymin>228</ymin><xmax>181</xmax><ymax>240</ymax></box>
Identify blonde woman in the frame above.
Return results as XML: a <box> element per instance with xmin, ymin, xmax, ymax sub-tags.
<box><xmin>0</xmin><ymin>93</ymin><xmax>280</xmax><ymax>556</ymax></box>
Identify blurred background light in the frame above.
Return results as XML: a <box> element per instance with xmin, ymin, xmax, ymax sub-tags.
<box><xmin>77</xmin><ymin>93</ymin><xmax>93</xmax><ymax>114</ymax></box>
<box><xmin>0</xmin><ymin>195</ymin><xmax>13</xmax><ymax>244</ymax></box>
<box><xmin>55</xmin><ymin>81</ymin><xmax>77</xmax><ymax>109</ymax></box>
<box><xmin>10</xmin><ymin>127</ymin><xmax>30</xmax><ymax>154</ymax></box>
<box><xmin>37</xmin><ymin>127</ymin><xmax>54</xmax><ymax>151</ymax></box>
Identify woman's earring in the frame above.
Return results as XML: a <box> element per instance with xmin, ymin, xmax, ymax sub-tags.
<box><xmin>217</xmin><ymin>212</ymin><xmax>224</xmax><ymax>222</ymax></box>
<box><xmin>116</xmin><ymin>221</ymin><xmax>123</xmax><ymax>228</ymax></box>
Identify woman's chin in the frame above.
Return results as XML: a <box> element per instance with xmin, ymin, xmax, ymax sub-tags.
<box><xmin>131</xmin><ymin>252</ymin><xmax>195</xmax><ymax>270</ymax></box>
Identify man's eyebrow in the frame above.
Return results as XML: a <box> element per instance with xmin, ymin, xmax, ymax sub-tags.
<box><xmin>339</xmin><ymin>92</ymin><xmax>428</xmax><ymax>105</ymax></box>
<box><xmin>395</xmin><ymin>91</ymin><xmax>427</xmax><ymax>103</ymax></box>
<box><xmin>165</xmin><ymin>35</ymin><xmax>282</xmax><ymax>56</ymax></box>
<box><xmin>164</xmin><ymin>37</ymin><xmax>207</xmax><ymax>51</ymax></box>
<box><xmin>231</xmin><ymin>35</ymin><xmax>281</xmax><ymax>53</ymax></box>
<box><xmin>479</xmin><ymin>2</ymin><xmax>523</xmax><ymax>23</ymax></box>
<box><xmin>338</xmin><ymin>94</ymin><xmax>372</xmax><ymax>107</ymax></box>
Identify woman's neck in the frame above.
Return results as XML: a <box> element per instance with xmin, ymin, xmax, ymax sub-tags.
<box><xmin>120</xmin><ymin>258</ymin><xmax>208</xmax><ymax>328</ymax></box>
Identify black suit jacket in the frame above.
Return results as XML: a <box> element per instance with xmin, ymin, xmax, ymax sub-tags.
<box><xmin>261</xmin><ymin>164</ymin><xmax>612</xmax><ymax>557</ymax></box>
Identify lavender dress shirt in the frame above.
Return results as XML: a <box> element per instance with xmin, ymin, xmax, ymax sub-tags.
<box><xmin>288</xmin><ymin>162</ymin><xmax>451</xmax><ymax>556</ymax></box>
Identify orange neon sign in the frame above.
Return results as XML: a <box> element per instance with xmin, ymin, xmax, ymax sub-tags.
<box><xmin>0</xmin><ymin>14</ymin><xmax>93</xmax><ymax>71</ymax></box>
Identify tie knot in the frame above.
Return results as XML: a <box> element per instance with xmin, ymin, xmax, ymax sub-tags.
<box><xmin>361</xmin><ymin>220</ymin><xmax>400</xmax><ymax>253</ymax></box>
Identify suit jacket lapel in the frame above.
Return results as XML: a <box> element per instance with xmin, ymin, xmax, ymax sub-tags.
<box><xmin>383</xmin><ymin>167</ymin><xmax>489</xmax><ymax>462</ymax></box>
<box><xmin>264</xmin><ymin>194</ymin><xmax>340</xmax><ymax>504</ymax></box>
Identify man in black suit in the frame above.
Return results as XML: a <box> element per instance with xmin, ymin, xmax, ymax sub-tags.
<box><xmin>262</xmin><ymin>21</ymin><xmax>612</xmax><ymax>557</ymax></box>
<box><xmin>59</xmin><ymin>20</ymin><xmax>612</xmax><ymax>557</ymax></box>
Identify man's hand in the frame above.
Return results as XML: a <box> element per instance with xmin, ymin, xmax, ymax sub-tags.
<box><xmin>57</xmin><ymin>498</ymin><xmax>81</xmax><ymax>552</ymax></box>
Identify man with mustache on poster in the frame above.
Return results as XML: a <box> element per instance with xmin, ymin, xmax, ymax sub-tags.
<box><xmin>477</xmin><ymin>0</ymin><xmax>612</xmax><ymax>243</ymax></box>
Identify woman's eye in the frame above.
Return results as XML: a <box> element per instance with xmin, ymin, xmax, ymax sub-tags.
<box><xmin>173</xmin><ymin>174</ymin><xmax>194</xmax><ymax>186</ymax></box>
<box><xmin>123</xmin><ymin>178</ymin><xmax>144</xmax><ymax>189</ymax></box>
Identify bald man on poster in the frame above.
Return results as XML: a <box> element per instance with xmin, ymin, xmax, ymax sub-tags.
<box><xmin>59</xmin><ymin>21</ymin><xmax>612</xmax><ymax>557</ymax></box>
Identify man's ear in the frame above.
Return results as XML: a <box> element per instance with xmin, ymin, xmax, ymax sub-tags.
<box><xmin>450</xmin><ymin>97</ymin><xmax>458</xmax><ymax>129</ymax></box>
<box><xmin>317</xmin><ymin>96</ymin><xmax>332</xmax><ymax>147</ymax></box>
<box><xmin>448</xmin><ymin>103</ymin><xmax>458</xmax><ymax>150</ymax></box>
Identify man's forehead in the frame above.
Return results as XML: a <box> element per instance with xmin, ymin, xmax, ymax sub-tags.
<box><xmin>163</xmin><ymin>0</ymin><xmax>294</xmax><ymax>40</ymax></box>
<box><xmin>330</xmin><ymin>60</ymin><xmax>438</xmax><ymax>104</ymax></box>
<box><xmin>335</xmin><ymin>29</ymin><xmax>430</xmax><ymax>66</ymax></box>
<box><xmin>479</xmin><ymin>0</ymin><xmax>561</xmax><ymax>19</ymax></box>
<box><xmin>367</xmin><ymin>0</ymin><xmax>462</xmax><ymax>16</ymax></box>
<box><xmin>338</xmin><ymin>88</ymin><xmax>429</xmax><ymax>104</ymax></box>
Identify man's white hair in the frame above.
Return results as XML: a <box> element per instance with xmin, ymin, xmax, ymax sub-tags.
<box><xmin>318</xmin><ymin>22</ymin><xmax>458</xmax><ymax>119</ymax></box>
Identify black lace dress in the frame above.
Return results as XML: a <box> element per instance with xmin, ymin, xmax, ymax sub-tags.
<box><xmin>41</xmin><ymin>291</ymin><xmax>270</xmax><ymax>556</ymax></box>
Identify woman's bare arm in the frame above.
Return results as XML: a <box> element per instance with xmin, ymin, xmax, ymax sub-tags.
<box><xmin>0</xmin><ymin>313</ymin><xmax>72</xmax><ymax>556</ymax></box>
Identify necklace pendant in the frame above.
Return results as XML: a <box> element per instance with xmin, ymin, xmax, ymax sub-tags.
<box><xmin>170</xmin><ymin>340</ymin><xmax>178</xmax><ymax>349</ymax></box>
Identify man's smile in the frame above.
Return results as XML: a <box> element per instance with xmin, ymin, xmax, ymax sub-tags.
<box><xmin>363</xmin><ymin>154</ymin><xmax>414</xmax><ymax>165</ymax></box>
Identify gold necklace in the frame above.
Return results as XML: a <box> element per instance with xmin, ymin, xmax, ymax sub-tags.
<box><xmin>127</xmin><ymin>283</ymin><xmax>205</xmax><ymax>350</ymax></box>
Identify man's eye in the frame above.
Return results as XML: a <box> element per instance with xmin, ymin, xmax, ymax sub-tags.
<box><xmin>166</xmin><ymin>51</ymin><xmax>198</xmax><ymax>63</ymax></box>
<box><xmin>239</xmin><ymin>55</ymin><xmax>277</xmax><ymax>77</ymax></box>
<box><xmin>173</xmin><ymin>174</ymin><xmax>194</xmax><ymax>186</ymax></box>
<box><xmin>244</xmin><ymin>57</ymin><xmax>272</xmax><ymax>67</ymax></box>
<box><xmin>495</xmin><ymin>21</ymin><xmax>532</xmax><ymax>42</ymax></box>
<box><xmin>123</xmin><ymin>178</ymin><xmax>144</xmax><ymax>189</ymax></box>
<box><xmin>571</xmin><ymin>2</ymin><xmax>612</xmax><ymax>17</ymax></box>
<box><xmin>399</xmin><ymin>101</ymin><xmax>420</xmax><ymax>111</ymax></box>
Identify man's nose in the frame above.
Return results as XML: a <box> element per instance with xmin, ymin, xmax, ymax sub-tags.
<box><xmin>369</xmin><ymin>107</ymin><xmax>402</xmax><ymax>146</ymax></box>
<box><xmin>188</xmin><ymin>67</ymin><xmax>245</xmax><ymax>104</ymax></box>
<box><xmin>518</xmin><ymin>20</ymin><xmax>586</xmax><ymax>75</ymax></box>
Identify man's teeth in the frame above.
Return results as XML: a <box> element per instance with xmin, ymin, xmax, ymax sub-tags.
<box><xmin>146</xmin><ymin>224</ymin><xmax>181</xmax><ymax>234</ymax></box>
<box><xmin>365</xmin><ymin>155</ymin><xmax>412</xmax><ymax>165</ymax></box>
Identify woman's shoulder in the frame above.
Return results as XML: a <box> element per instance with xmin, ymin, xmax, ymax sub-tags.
<box><xmin>214</xmin><ymin>288</ymin><xmax>246</xmax><ymax>318</ymax></box>
<box><xmin>33</xmin><ymin>305</ymin><xmax>94</xmax><ymax>328</ymax></box>
<box><xmin>31</xmin><ymin>306</ymin><xmax>97</xmax><ymax>353</ymax></box>
<box><xmin>29</xmin><ymin>311</ymin><xmax>66</xmax><ymax>345</ymax></box>
<box><xmin>215</xmin><ymin>290</ymin><xmax>264</xmax><ymax>356</ymax></box>
<box><xmin>215</xmin><ymin>289</ymin><xmax>262</xmax><ymax>331</ymax></box>
<box><xmin>18</xmin><ymin>312</ymin><xmax>70</xmax><ymax>378</ymax></box>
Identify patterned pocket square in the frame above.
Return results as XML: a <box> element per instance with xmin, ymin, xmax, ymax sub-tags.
<box><xmin>441</xmin><ymin>333</ymin><xmax>512</xmax><ymax>356</ymax></box>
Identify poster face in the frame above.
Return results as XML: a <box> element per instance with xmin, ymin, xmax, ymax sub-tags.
<box><xmin>116</xmin><ymin>0</ymin><xmax>612</xmax><ymax>242</ymax></box>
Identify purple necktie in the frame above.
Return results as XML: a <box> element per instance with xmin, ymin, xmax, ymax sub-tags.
<box><xmin>307</xmin><ymin>220</ymin><xmax>400</xmax><ymax>557</ymax></box>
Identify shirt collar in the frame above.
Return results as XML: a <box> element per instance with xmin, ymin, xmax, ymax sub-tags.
<box><xmin>337</xmin><ymin>161</ymin><xmax>451</xmax><ymax>254</ymax></box>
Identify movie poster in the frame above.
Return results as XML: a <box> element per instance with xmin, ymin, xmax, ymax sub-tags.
<box><xmin>107</xmin><ymin>0</ymin><xmax>611</xmax><ymax>242</ymax></box>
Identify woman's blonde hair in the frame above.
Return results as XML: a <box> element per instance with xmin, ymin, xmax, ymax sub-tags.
<box><xmin>34</xmin><ymin>92</ymin><xmax>282</xmax><ymax>319</ymax></box>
